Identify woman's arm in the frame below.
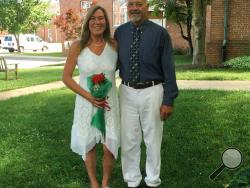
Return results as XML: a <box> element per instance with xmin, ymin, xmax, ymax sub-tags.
<box><xmin>62</xmin><ymin>41</ymin><xmax>106</xmax><ymax>108</ymax></box>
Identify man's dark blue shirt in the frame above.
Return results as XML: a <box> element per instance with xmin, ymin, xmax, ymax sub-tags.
<box><xmin>114</xmin><ymin>20</ymin><xmax>178</xmax><ymax>106</ymax></box>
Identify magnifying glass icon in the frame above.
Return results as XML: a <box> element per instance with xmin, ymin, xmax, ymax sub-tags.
<box><xmin>210</xmin><ymin>147</ymin><xmax>242</xmax><ymax>180</ymax></box>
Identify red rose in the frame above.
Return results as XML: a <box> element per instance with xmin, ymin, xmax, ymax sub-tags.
<box><xmin>92</xmin><ymin>73</ymin><xmax>105</xmax><ymax>84</ymax></box>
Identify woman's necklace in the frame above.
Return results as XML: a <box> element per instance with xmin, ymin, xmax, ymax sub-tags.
<box><xmin>91</xmin><ymin>39</ymin><xmax>105</xmax><ymax>47</ymax></box>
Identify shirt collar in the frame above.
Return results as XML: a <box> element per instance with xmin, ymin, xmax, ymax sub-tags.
<box><xmin>129</xmin><ymin>19</ymin><xmax>150</xmax><ymax>32</ymax></box>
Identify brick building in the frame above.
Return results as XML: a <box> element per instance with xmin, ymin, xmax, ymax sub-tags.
<box><xmin>206</xmin><ymin>0</ymin><xmax>250</xmax><ymax>64</ymax></box>
<box><xmin>37</xmin><ymin>0</ymin><xmax>250</xmax><ymax>64</ymax></box>
<box><xmin>154</xmin><ymin>0</ymin><xmax>250</xmax><ymax>64</ymax></box>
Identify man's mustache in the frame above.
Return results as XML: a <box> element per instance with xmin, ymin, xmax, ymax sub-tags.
<box><xmin>129</xmin><ymin>10</ymin><xmax>141</xmax><ymax>14</ymax></box>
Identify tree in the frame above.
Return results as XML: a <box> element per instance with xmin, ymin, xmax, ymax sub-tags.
<box><xmin>0</xmin><ymin>0</ymin><xmax>51</xmax><ymax>52</ymax></box>
<box><xmin>150</xmin><ymin>0</ymin><xmax>208</xmax><ymax>65</ymax></box>
<box><xmin>192</xmin><ymin>0</ymin><xmax>206</xmax><ymax>65</ymax></box>
<box><xmin>53</xmin><ymin>9</ymin><xmax>82</xmax><ymax>41</ymax></box>
<box><xmin>149</xmin><ymin>0</ymin><xmax>193</xmax><ymax>55</ymax></box>
<box><xmin>53</xmin><ymin>1</ymin><xmax>97</xmax><ymax>54</ymax></box>
<box><xmin>22</xmin><ymin>2</ymin><xmax>52</xmax><ymax>33</ymax></box>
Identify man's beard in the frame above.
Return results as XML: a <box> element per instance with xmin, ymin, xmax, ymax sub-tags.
<box><xmin>129</xmin><ymin>11</ymin><xmax>143</xmax><ymax>23</ymax></box>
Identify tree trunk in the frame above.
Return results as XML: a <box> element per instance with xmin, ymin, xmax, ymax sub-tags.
<box><xmin>177</xmin><ymin>21</ymin><xmax>193</xmax><ymax>56</ymax></box>
<box><xmin>192</xmin><ymin>0</ymin><xmax>206</xmax><ymax>65</ymax></box>
<box><xmin>14</xmin><ymin>34</ymin><xmax>21</xmax><ymax>53</ymax></box>
<box><xmin>186</xmin><ymin>0</ymin><xmax>193</xmax><ymax>56</ymax></box>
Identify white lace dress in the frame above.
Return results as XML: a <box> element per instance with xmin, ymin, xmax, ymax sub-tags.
<box><xmin>71</xmin><ymin>43</ymin><xmax>120</xmax><ymax>160</ymax></box>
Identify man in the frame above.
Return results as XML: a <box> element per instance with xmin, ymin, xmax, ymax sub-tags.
<box><xmin>114</xmin><ymin>0</ymin><xmax>178</xmax><ymax>187</ymax></box>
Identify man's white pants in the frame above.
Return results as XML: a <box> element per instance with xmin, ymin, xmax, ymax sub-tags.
<box><xmin>119</xmin><ymin>84</ymin><xmax>164</xmax><ymax>187</ymax></box>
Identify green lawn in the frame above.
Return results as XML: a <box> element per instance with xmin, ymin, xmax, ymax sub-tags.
<box><xmin>0</xmin><ymin>67</ymin><xmax>79</xmax><ymax>91</ymax></box>
<box><xmin>175</xmin><ymin>55</ymin><xmax>250</xmax><ymax>80</ymax></box>
<box><xmin>0</xmin><ymin>89</ymin><xmax>249</xmax><ymax>188</ymax></box>
<box><xmin>19</xmin><ymin>52</ymin><xmax>64</xmax><ymax>57</ymax></box>
<box><xmin>1</xmin><ymin>55</ymin><xmax>250</xmax><ymax>92</ymax></box>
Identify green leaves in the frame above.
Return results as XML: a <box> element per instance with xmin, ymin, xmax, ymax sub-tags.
<box><xmin>0</xmin><ymin>0</ymin><xmax>51</xmax><ymax>34</ymax></box>
<box><xmin>21</xmin><ymin>1</ymin><xmax>52</xmax><ymax>33</ymax></box>
<box><xmin>224</xmin><ymin>56</ymin><xmax>250</xmax><ymax>70</ymax></box>
<box><xmin>149</xmin><ymin>0</ymin><xmax>189</xmax><ymax>23</ymax></box>
<box><xmin>53</xmin><ymin>9</ymin><xmax>82</xmax><ymax>40</ymax></box>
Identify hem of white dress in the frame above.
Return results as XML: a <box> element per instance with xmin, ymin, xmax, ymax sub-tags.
<box><xmin>71</xmin><ymin>137</ymin><xmax>119</xmax><ymax>161</ymax></box>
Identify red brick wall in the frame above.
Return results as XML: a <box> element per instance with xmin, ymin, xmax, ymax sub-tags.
<box><xmin>0</xmin><ymin>31</ymin><xmax>7</xmax><ymax>37</ymax></box>
<box><xmin>206</xmin><ymin>0</ymin><xmax>250</xmax><ymax>64</ymax></box>
<box><xmin>60</xmin><ymin>0</ymin><xmax>81</xmax><ymax>14</ymax></box>
<box><xmin>167</xmin><ymin>22</ymin><xmax>189</xmax><ymax>52</ymax></box>
<box><xmin>167</xmin><ymin>5</ymin><xmax>211</xmax><ymax>54</ymax></box>
<box><xmin>37</xmin><ymin>23</ymin><xmax>62</xmax><ymax>43</ymax></box>
<box><xmin>228</xmin><ymin>0</ymin><xmax>250</xmax><ymax>41</ymax></box>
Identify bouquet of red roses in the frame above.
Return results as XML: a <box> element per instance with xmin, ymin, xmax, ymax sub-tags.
<box><xmin>87</xmin><ymin>73</ymin><xmax>112</xmax><ymax>138</ymax></box>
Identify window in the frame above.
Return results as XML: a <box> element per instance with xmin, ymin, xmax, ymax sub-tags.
<box><xmin>48</xmin><ymin>29</ymin><xmax>52</xmax><ymax>42</ymax></box>
<box><xmin>113</xmin><ymin>0</ymin><xmax>127</xmax><ymax>26</ymax></box>
<box><xmin>4</xmin><ymin>36</ymin><xmax>12</xmax><ymax>41</ymax></box>
<box><xmin>36</xmin><ymin>37</ymin><xmax>42</xmax><ymax>42</ymax></box>
<box><xmin>80</xmin><ymin>0</ymin><xmax>91</xmax><ymax>10</ymax></box>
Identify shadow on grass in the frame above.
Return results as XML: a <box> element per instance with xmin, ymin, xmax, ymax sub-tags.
<box><xmin>0</xmin><ymin>90</ymin><xmax>125</xmax><ymax>188</ymax></box>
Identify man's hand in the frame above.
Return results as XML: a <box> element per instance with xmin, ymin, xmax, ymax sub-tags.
<box><xmin>160</xmin><ymin>105</ymin><xmax>174</xmax><ymax>121</ymax></box>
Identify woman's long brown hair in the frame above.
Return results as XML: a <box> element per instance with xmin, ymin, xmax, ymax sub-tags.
<box><xmin>79</xmin><ymin>5</ymin><xmax>115</xmax><ymax>51</ymax></box>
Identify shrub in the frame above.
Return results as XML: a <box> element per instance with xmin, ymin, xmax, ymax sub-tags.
<box><xmin>173</xmin><ymin>48</ymin><xmax>188</xmax><ymax>55</ymax></box>
<box><xmin>173</xmin><ymin>48</ymin><xmax>190</xmax><ymax>55</ymax></box>
<box><xmin>224</xmin><ymin>56</ymin><xmax>250</xmax><ymax>69</ymax></box>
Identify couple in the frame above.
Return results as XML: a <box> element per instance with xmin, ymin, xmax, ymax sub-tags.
<box><xmin>63</xmin><ymin>0</ymin><xmax>178</xmax><ymax>188</ymax></box>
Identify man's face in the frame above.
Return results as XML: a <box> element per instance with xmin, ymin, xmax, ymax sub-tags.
<box><xmin>127</xmin><ymin>0</ymin><xmax>148</xmax><ymax>25</ymax></box>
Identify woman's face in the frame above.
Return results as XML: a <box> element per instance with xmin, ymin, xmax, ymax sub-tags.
<box><xmin>89</xmin><ymin>9</ymin><xmax>106</xmax><ymax>37</ymax></box>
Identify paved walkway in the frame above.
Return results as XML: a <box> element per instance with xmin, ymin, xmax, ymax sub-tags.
<box><xmin>1</xmin><ymin>78</ymin><xmax>250</xmax><ymax>101</ymax></box>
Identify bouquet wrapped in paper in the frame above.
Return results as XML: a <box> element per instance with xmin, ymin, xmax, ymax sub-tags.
<box><xmin>87</xmin><ymin>73</ymin><xmax>112</xmax><ymax>138</ymax></box>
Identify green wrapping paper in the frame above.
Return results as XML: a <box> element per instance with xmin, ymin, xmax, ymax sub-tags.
<box><xmin>87</xmin><ymin>74</ymin><xmax>112</xmax><ymax>138</ymax></box>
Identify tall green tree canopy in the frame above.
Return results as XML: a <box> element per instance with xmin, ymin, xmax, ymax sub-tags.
<box><xmin>0</xmin><ymin>0</ymin><xmax>51</xmax><ymax>34</ymax></box>
<box><xmin>22</xmin><ymin>1</ymin><xmax>52</xmax><ymax>33</ymax></box>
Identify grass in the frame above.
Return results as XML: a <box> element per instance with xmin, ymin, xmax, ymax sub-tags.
<box><xmin>15</xmin><ymin>52</ymin><xmax>64</xmax><ymax>57</ymax></box>
<box><xmin>1</xmin><ymin>55</ymin><xmax>250</xmax><ymax>92</ymax></box>
<box><xmin>175</xmin><ymin>55</ymin><xmax>250</xmax><ymax>80</ymax></box>
<box><xmin>0</xmin><ymin>66</ymin><xmax>79</xmax><ymax>91</ymax></box>
<box><xmin>0</xmin><ymin>89</ymin><xmax>249</xmax><ymax>188</ymax></box>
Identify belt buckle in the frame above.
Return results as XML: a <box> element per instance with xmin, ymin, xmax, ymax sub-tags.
<box><xmin>137</xmin><ymin>82</ymin><xmax>144</xmax><ymax>85</ymax></box>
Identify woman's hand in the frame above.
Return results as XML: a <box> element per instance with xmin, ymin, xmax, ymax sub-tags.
<box><xmin>86</xmin><ymin>94</ymin><xmax>110</xmax><ymax>110</ymax></box>
<box><xmin>92</xmin><ymin>98</ymin><xmax>107</xmax><ymax>109</ymax></box>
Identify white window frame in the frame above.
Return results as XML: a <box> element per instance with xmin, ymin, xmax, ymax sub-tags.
<box><xmin>80</xmin><ymin>0</ymin><xmax>92</xmax><ymax>10</ymax></box>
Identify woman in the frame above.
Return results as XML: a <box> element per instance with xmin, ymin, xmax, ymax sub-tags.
<box><xmin>62</xmin><ymin>6</ymin><xmax>120</xmax><ymax>188</ymax></box>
